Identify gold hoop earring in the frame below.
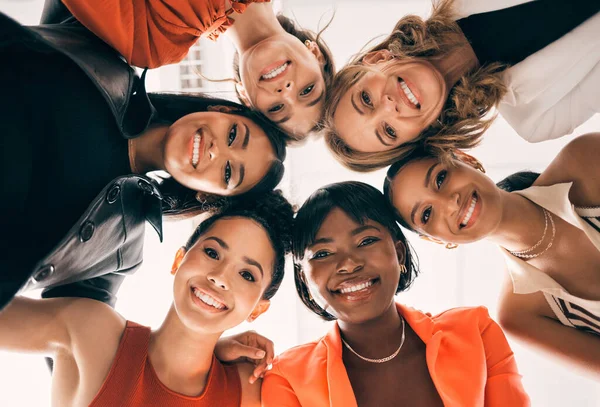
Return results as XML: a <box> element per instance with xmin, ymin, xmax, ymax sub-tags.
<box><xmin>445</xmin><ymin>242</ymin><xmax>459</xmax><ymax>250</ymax></box>
<box><xmin>399</xmin><ymin>264</ymin><xmax>407</xmax><ymax>274</ymax></box>
<box><xmin>304</xmin><ymin>40</ymin><xmax>311</xmax><ymax>48</ymax></box>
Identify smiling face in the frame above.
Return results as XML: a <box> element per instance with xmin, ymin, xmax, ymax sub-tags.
<box><xmin>163</xmin><ymin>112</ymin><xmax>276</xmax><ymax>196</ymax></box>
<box><xmin>172</xmin><ymin>217</ymin><xmax>275</xmax><ymax>334</ymax></box>
<box><xmin>237</xmin><ymin>33</ymin><xmax>325</xmax><ymax>137</ymax></box>
<box><xmin>333</xmin><ymin>59</ymin><xmax>446</xmax><ymax>153</ymax></box>
<box><xmin>390</xmin><ymin>157</ymin><xmax>503</xmax><ymax>244</ymax></box>
<box><xmin>300</xmin><ymin>208</ymin><xmax>403</xmax><ymax>325</ymax></box>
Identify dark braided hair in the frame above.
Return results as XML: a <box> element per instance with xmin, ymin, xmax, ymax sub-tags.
<box><xmin>184</xmin><ymin>190</ymin><xmax>294</xmax><ymax>300</ymax></box>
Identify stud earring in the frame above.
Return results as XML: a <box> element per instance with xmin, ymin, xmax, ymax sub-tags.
<box><xmin>304</xmin><ymin>40</ymin><xmax>311</xmax><ymax>48</ymax></box>
<box><xmin>399</xmin><ymin>264</ymin><xmax>407</xmax><ymax>274</ymax></box>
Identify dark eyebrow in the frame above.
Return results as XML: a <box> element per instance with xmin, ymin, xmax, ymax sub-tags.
<box><xmin>233</xmin><ymin>165</ymin><xmax>245</xmax><ymax>190</ymax></box>
<box><xmin>243</xmin><ymin>256</ymin><xmax>264</xmax><ymax>277</ymax></box>
<box><xmin>274</xmin><ymin>115</ymin><xmax>291</xmax><ymax>125</ymax></box>
<box><xmin>375</xmin><ymin>129</ymin><xmax>392</xmax><ymax>147</ymax></box>
<box><xmin>351</xmin><ymin>225</ymin><xmax>381</xmax><ymax>236</ymax></box>
<box><xmin>351</xmin><ymin>94</ymin><xmax>365</xmax><ymax>116</ymax></box>
<box><xmin>242</xmin><ymin>124</ymin><xmax>250</xmax><ymax>149</ymax></box>
<box><xmin>205</xmin><ymin>236</ymin><xmax>229</xmax><ymax>250</ymax></box>
<box><xmin>308</xmin><ymin>237</ymin><xmax>334</xmax><ymax>248</ymax></box>
<box><xmin>306</xmin><ymin>89</ymin><xmax>324</xmax><ymax>107</ymax></box>
<box><xmin>410</xmin><ymin>162</ymin><xmax>439</xmax><ymax>225</ymax></box>
<box><xmin>425</xmin><ymin>162</ymin><xmax>439</xmax><ymax>188</ymax></box>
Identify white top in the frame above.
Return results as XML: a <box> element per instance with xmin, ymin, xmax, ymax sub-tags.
<box><xmin>454</xmin><ymin>0</ymin><xmax>600</xmax><ymax>142</ymax></box>
<box><xmin>501</xmin><ymin>183</ymin><xmax>600</xmax><ymax>335</ymax></box>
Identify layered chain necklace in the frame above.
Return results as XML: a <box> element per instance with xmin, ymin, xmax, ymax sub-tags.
<box><xmin>341</xmin><ymin>316</ymin><xmax>406</xmax><ymax>364</ymax></box>
<box><xmin>508</xmin><ymin>208</ymin><xmax>556</xmax><ymax>259</ymax></box>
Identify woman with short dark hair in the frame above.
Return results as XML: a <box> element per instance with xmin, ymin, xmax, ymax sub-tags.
<box><xmin>262</xmin><ymin>181</ymin><xmax>530</xmax><ymax>406</ymax></box>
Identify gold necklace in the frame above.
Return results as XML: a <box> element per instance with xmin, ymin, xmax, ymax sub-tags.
<box><xmin>508</xmin><ymin>208</ymin><xmax>556</xmax><ymax>259</ymax></box>
<box><xmin>341</xmin><ymin>316</ymin><xmax>405</xmax><ymax>364</ymax></box>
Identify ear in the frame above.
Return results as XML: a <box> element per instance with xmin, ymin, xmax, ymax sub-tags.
<box><xmin>305</xmin><ymin>40</ymin><xmax>325</xmax><ymax>66</ymax></box>
<box><xmin>235</xmin><ymin>82</ymin><xmax>252</xmax><ymax>107</ymax></box>
<box><xmin>394</xmin><ymin>239</ymin><xmax>406</xmax><ymax>265</ymax></box>
<box><xmin>171</xmin><ymin>247</ymin><xmax>187</xmax><ymax>275</ymax></box>
<box><xmin>362</xmin><ymin>49</ymin><xmax>393</xmax><ymax>66</ymax></box>
<box><xmin>247</xmin><ymin>300</ymin><xmax>270</xmax><ymax>323</ymax></box>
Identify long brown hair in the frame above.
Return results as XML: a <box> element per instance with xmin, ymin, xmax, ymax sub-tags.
<box><xmin>322</xmin><ymin>0</ymin><xmax>507</xmax><ymax>172</ymax></box>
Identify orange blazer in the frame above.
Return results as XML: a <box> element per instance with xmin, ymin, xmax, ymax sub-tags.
<box><xmin>262</xmin><ymin>304</ymin><xmax>530</xmax><ymax>407</ymax></box>
<box><xmin>61</xmin><ymin>0</ymin><xmax>270</xmax><ymax>68</ymax></box>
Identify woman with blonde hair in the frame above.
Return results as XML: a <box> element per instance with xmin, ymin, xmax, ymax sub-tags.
<box><xmin>384</xmin><ymin>133</ymin><xmax>600</xmax><ymax>377</ymax></box>
<box><xmin>323</xmin><ymin>0</ymin><xmax>600</xmax><ymax>172</ymax></box>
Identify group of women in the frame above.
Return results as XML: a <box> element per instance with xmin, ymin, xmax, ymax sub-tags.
<box><xmin>0</xmin><ymin>0</ymin><xmax>599</xmax><ymax>405</ymax></box>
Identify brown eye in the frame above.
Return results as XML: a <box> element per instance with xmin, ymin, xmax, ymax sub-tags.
<box><xmin>224</xmin><ymin>161</ymin><xmax>231</xmax><ymax>185</ymax></box>
<box><xmin>269</xmin><ymin>104</ymin><xmax>284</xmax><ymax>113</ymax></box>
<box><xmin>361</xmin><ymin>91</ymin><xmax>373</xmax><ymax>107</ymax></box>
<box><xmin>436</xmin><ymin>170</ymin><xmax>447</xmax><ymax>189</ymax></box>
<box><xmin>421</xmin><ymin>207</ymin><xmax>431</xmax><ymax>224</ymax></box>
<box><xmin>228</xmin><ymin>124</ymin><xmax>237</xmax><ymax>146</ymax></box>
<box><xmin>240</xmin><ymin>270</ymin><xmax>255</xmax><ymax>282</ymax></box>
<box><xmin>384</xmin><ymin>123</ymin><xmax>396</xmax><ymax>138</ymax></box>
<box><xmin>300</xmin><ymin>84</ymin><xmax>314</xmax><ymax>96</ymax></box>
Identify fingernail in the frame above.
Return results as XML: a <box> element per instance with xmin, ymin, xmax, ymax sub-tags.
<box><xmin>256</xmin><ymin>350</ymin><xmax>266</xmax><ymax>358</ymax></box>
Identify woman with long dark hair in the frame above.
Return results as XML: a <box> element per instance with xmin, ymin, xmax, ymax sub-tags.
<box><xmin>384</xmin><ymin>133</ymin><xmax>600</xmax><ymax>377</ymax></box>
<box><xmin>0</xmin><ymin>12</ymin><xmax>286</xmax><ymax>310</ymax></box>
<box><xmin>0</xmin><ymin>190</ymin><xmax>294</xmax><ymax>406</ymax></box>
<box><xmin>47</xmin><ymin>0</ymin><xmax>335</xmax><ymax>139</ymax></box>
<box><xmin>262</xmin><ymin>181</ymin><xmax>530</xmax><ymax>406</ymax></box>
<box><xmin>322</xmin><ymin>0</ymin><xmax>599</xmax><ymax>171</ymax></box>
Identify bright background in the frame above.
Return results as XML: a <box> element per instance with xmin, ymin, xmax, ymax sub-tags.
<box><xmin>1</xmin><ymin>0</ymin><xmax>599</xmax><ymax>405</ymax></box>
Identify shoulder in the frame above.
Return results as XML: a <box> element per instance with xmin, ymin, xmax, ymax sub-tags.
<box><xmin>237</xmin><ymin>362</ymin><xmax>261</xmax><ymax>407</ymax></box>
<box><xmin>268</xmin><ymin>338</ymin><xmax>326</xmax><ymax>379</ymax></box>
<box><xmin>62</xmin><ymin>298</ymin><xmax>126</xmax><ymax>349</ymax></box>
<box><xmin>536</xmin><ymin>133</ymin><xmax>600</xmax><ymax>205</ymax></box>
<box><xmin>431</xmin><ymin>305</ymin><xmax>494</xmax><ymax>332</ymax></box>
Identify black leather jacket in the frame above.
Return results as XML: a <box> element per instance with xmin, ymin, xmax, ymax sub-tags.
<box><xmin>0</xmin><ymin>13</ymin><xmax>163</xmax><ymax>309</ymax></box>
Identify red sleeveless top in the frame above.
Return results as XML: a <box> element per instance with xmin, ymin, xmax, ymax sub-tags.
<box><xmin>90</xmin><ymin>321</ymin><xmax>241</xmax><ymax>407</ymax></box>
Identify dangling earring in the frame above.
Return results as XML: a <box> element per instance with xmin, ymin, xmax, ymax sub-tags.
<box><xmin>399</xmin><ymin>264</ymin><xmax>407</xmax><ymax>274</ymax></box>
<box><xmin>445</xmin><ymin>242</ymin><xmax>459</xmax><ymax>250</ymax></box>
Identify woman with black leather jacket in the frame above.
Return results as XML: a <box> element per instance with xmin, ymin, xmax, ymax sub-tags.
<box><xmin>0</xmin><ymin>12</ymin><xmax>288</xmax><ymax>311</ymax></box>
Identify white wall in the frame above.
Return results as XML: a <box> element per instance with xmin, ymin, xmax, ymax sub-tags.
<box><xmin>1</xmin><ymin>1</ymin><xmax>599</xmax><ymax>406</ymax></box>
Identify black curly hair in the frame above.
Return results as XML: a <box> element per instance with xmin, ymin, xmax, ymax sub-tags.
<box><xmin>184</xmin><ymin>190</ymin><xmax>293</xmax><ymax>300</ymax></box>
<box><xmin>293</xmin><ymin>181</ymin><xmax>419</xmax><ymax>321</ymax></box>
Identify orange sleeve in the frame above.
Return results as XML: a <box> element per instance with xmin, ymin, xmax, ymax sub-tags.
<box><xmin>262</xmin><ymin>364</ymin><xmax>302</xmax><ymax>407</ymax></box>
<box><xmin>481</xmin><ymin>314</ymin><xmax>531</xmax><ymax>407</ymax></box>
<box><xmin>61</xmin><ymin>0</ymin><xmax>270</xmax><ymax>68</ymax></box>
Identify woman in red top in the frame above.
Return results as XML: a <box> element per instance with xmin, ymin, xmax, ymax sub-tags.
<box><xmin>0</xmin><ymin>190</ymin><xmax>293</xmax><ymax>407</ymax></box>
<box><xmin>57</xmin><ymin>0</ymin><xmax>335</xmax><ymax>138</ymax></box>
<box><xmin>262</xmin><ymin>181</ymin><xmax>530</xmax><ymax>406</ymax></box>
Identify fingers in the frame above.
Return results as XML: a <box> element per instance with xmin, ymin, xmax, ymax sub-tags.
<box><xmin>248</xmin><ymin>332</ymin><xmax>275</xmax><ymax>365</ymax></box>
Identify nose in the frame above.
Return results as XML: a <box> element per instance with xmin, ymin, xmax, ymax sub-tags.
<box><xmin>208</xmin><ymin>139</ymin><xmax>219</xmax><ymax>160</ymax></box>
<box><xmin>336</xmin><ymin>252</ymin><xmax>364</xmax><ymax>274</ymax></box>
<box><xmin>276</xmin><ymin>80</ymin><xmax>294</xmax><ymax>94</ymax></box>
<box><xmin>381</xmin><ymin>93</ymin><xmax>398</xmax><ymax>113</ymax></box>
<box><xmin>445</xmin><ymin>192</ymin><xmax>461</xmax><ymax>215</ymax></box>
<box><xmin>207</xmin><ymin>270</ymin><xmax>229</xmax><ymax>290</ymax></box>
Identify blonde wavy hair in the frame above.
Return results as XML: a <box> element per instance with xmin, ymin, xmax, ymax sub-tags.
<box><xmin>322</xmin><ymin>0</ymin><xmax>507</xmax><ymax>172</ymax></box>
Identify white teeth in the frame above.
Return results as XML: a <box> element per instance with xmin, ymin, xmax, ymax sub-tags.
<box><xmin>460</xmin><ymin>195</ymin><xmax>478</xmax><ymax>227</ymax></box>
<box><xmin>399</xmin><ymin>80</ymin><xmax>419</xmax><ymax>107</ymax></box>
<box><xmin>261</xmin><ymin>62</ymin><xmax>288</xmax><ymax>80</ymax></box>
<box><xmin>192</xmin><ymin>134</ymin><xmax>201</xmax><ymax>167</ymax></box>
<box><xmin>193</xmin><ymin>288</ymin><xmax>225</xmax><ymax>310</ymax></box>
<box><xmin>339</xmin><ymin>280</ymin><xmax>374</xmax><ymax>294</ymax></box>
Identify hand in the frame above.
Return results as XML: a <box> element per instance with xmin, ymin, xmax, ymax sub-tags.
<box><xmin>215</xmin><ymin>330</ymin><xmax>274</xmax><ymax>383</ymax></box>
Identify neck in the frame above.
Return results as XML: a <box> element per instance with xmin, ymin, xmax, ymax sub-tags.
<box><xmin>487</xmin><ymin>191</ymin><xmax>548</xmax><ymax>253</ymax></box>
<box><xmin>130</xmin><ymin>124</ymin><xmax>169</xmax><ymax>173</ymax></box>
<box><xmin>226</xmin><ymin>3</ymin><xmax>284</xmax><ymax>52</ymax></box>
<box><xmin>338</xmin><ymin>300</ymin><xmax>402</xmax><ymax>357</ymax></box>
<box><xmin>431</xmin><ymin>32</ymin><xmax>479</xmax><ymax>92</ymax></box>
<box><xmin>148</xmin><ymin>305</ymin><xmax>222</xmax><ymax>392</ymax></box>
